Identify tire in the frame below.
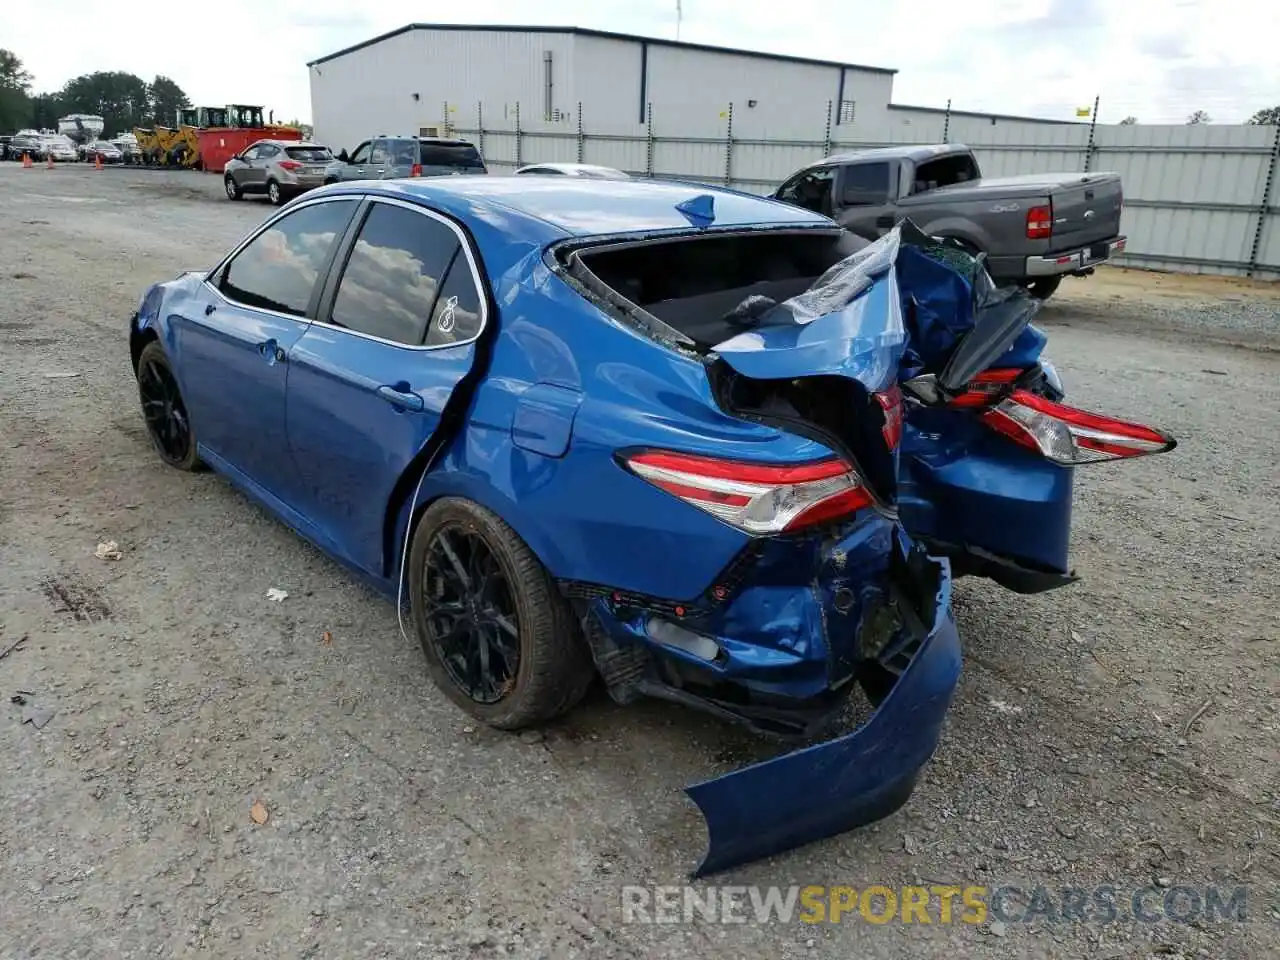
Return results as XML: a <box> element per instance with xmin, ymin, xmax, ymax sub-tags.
<box><xmin>135</xmin><ymin>341</ymin><xmax>203</xmax><ymax>472</ymax></box>
<box><xmin>267</xmin><ymin>179</ymin><xmax>283</xmax><ymax>206</ymax></box>
<box><xmin>224</xmin><ymin>175</ymin><xmax>242</xmax><ymax>201</ymax></box>
<box><xmin>408</xmin><ymin>497</ymin><xmax>594</xmax><ymax>729</ymax></box>
<box><xmin>1025</xmin><ymin>276</ymin><xmax>1062</xmax><ymax>301</ymax></box>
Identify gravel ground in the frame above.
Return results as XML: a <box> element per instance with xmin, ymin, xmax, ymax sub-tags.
<box><xmin>1</xmin><ymin>164</ymin><xmax>1277</xmax><ymax>960</ymax></box>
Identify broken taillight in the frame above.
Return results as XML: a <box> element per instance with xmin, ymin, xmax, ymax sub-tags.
<box><xmin>948</xmin><ymin>369</ymin><xmax>1176</xmax><ymax>465</ymax></box>
<box><xmin>622</xmin><ymin>450</ymin><xmax>874</xmax><ymax>535</ymax></box>
<box><xmin>876</xmin><ymin>385</ymin><xmax>904</xmax><ymax>449</ymax></box>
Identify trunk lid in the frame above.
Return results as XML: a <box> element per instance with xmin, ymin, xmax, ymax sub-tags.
<box><xmin>1045</xmin><ymin>173</ymin><xmax>1123</xmax><ymax>252</ymax></box>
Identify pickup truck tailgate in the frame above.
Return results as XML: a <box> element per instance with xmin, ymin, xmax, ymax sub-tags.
<box><xmin>1048</xmin><ymin>174</ymin><xmax>1123</xmax><ymax>253</ymax></box>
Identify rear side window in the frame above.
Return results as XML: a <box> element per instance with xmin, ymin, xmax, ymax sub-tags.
<box><xmin>218</xmin><ymin>199</ymin><xmax>357</xmax><ymax>316</ymax></box>
<box><xmin>425</xmin><ymin>253</ymin><xmax>485</xmax><ymax>346</ymax></box>
<box><xmin>419</xmin><ymin>141</ymin><xmax>485</xmax><ymax>169</ymax></box>
<box><xmin>911</xmin><ymin>154</ymin><xmax>980</xmax><ymax>194</ymax></box>
<box><xmin>329</xmin><ymin>202</ymin><xmax>461</xmax><ymax>345</ymax></box>
<box><xmin>286</xmin><ymin>146</ymin><xmax>333</xmax><ymax>162</ymax></box>
<box><xmin>839</xmin><ymin>162</ymin><xmax>892</xmax><ymax>206</ymax></box>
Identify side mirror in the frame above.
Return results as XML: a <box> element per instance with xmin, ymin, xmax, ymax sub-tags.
<box><xmin>337</xmin><ymin>149</ymin><xmax>350</xmax><ymax>163</ymax></box>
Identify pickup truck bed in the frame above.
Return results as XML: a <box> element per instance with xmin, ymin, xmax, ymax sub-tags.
<box><xmin>772</xmin><ymin>145</ymin><xmax>1126</xmax><ymax>298</ymax></box>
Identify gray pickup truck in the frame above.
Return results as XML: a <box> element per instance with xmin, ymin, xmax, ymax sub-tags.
<box><xmin>772</xmin><ymin>144</ymin><xmax>1125</xmax><ymax>299</ymax></box>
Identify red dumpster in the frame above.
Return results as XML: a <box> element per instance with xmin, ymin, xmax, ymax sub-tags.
<box><xmin>198</xmin><ymin>126</ymin><xmax>302</xmax><ymax>174</ymax></box>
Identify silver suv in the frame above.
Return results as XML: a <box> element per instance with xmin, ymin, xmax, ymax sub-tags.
<box><xmin>326</xmin><ymin>136</ymin><xmax>487</xmax><ymax>183</ymax></box>
<box><xmin>223</xmin><ymin>140</ymin><xmax>335</xmax><ymax>205</ymax></box>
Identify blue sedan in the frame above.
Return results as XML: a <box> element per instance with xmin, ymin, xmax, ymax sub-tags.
<box><xmin>127</xmin><ymin>176</ymin><xmax>1171</xmax><ymax>874</ymax></box>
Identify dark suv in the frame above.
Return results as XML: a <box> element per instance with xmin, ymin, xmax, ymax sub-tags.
<box><xmin>326</xmin><ymin>136</ymin><xmax>487</xmax><ymax>183</ymax></box>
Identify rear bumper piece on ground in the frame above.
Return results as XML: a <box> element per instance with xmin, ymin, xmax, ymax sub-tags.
<box><xmin>684</xmin><ymin>556</ymin><xmax>960</xmax><ymax>876</ymax></box>
<box><xmin>1017</xmin><ymin>235</ymin><xmax>1127</xmax><ymax>278</ymax></box>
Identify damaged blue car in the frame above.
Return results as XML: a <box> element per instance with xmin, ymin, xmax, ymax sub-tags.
<box><xmin>129</xmin><ymin>177</ymin><xmax>1175</xmax><ymax>876</ymax></box>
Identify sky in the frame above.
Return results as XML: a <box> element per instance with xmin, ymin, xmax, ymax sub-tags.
<box><xmin>2</xmin><ymin>0</ymin><xmax>1276</xmax><ymax>126</ymax></box>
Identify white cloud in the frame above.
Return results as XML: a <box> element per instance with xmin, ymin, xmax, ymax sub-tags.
<box><xmin>2</xmin><ymin>0</ymin><xmax>1275</xmax><ymax>125</ymax></box>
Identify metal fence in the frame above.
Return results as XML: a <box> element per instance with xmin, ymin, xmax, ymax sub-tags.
<box><xmin>446</xmin><ymin>100</ymin><xmax>1280</xmax><ymax>279</ymax></box>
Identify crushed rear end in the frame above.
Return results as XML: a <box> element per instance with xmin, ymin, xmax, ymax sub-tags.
<box><xmin>554</xmin><ymin>217</ymin><xmax>971</xmax><ymax>873</ymax></box>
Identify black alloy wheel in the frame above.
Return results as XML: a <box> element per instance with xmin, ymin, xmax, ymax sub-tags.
<box><xmin>422</xmin><ymin>523</ymin><xmax>521</xmax><ymax>704</ymax></box>
<box><xmin>136</xmin><ymin>341</ymin><xmax>201</xmax><ymax>471</ymax></box>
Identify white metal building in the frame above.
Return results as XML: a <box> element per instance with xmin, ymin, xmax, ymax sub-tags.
<box><xmin>308</xmin><ymin>24</ymin><xmax>907</xmax><ymax>151</ymax></box>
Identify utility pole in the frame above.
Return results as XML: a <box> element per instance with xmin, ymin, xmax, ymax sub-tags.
<box><xmin>676</xmin><ymin>0</ymin><xmax>682</xmax><ymax>40</ymax></box>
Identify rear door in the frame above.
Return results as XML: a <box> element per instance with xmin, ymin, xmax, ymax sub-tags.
<box><xmin>832</xmin><ymin>160</ymin><xmax>899</xmax><ymax>240</ymax></box>
<box><xmin>367</xmin><ymin>139</ymin><xmax>391</xmax><ymax>179</ymax></box>
<box><xmin>284</xmin><ymin>197</ymin><xmax>488</xmax><ymax>575</ymax></box>
<box><xmin>170</xmin><ymin>197</ymin><xmax>359</xmax><ymax>492</ymax></box>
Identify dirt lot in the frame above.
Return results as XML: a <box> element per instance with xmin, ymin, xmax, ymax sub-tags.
<box><xmin>1</xmin><ymin>164</ymin><xmax>1277</xmax><ymax>959</ymax></box>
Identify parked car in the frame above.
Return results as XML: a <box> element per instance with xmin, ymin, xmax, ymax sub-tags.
<box><xmin>9</xmin><ymin>133</ymin><xmax>47</xmax><ymax>160</ymax></box>
<box><xmin>325</xmin><ymin>136</ymin><xmax>486</xmax><ymax>183</ymax></box>
<box><xmin>514</xmin><ymin>162</ymin><xmax>630</xmax><ymax>179</ymax></box>
<box><xmin>0</xmin><ymin>135</ymin><xmax>12</xmax><ymax>160</ymax></box>
<box><xmin>772</xmin><ymin>144</ymin><xmax>1125</xmax><ymax>300</ymax></box>
<box><xmin>41</xmin><ymin>135</ymin><xmax>79</xmax><ymax>163</ymax></box>
<box><xmin>223</xmin><ymin>140</ymin><xmax>335</xmax><ymax>205</ymax></box>
<box><xmin>80</xmin><ymin>140</ymin><xmax>123</xmax><ymax>164</ymax></box>
<box><xmin>128</xmin><ymin>179</ymin><xmax>1173</xmax><ymax>875</ymax></box>
<box><xmin>110</xmin><ymin>136</ymin><xmax>143</xmax><ymax>164</ymax></box>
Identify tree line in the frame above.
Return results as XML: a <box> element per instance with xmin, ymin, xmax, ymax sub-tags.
<box><xmin>0</xmin><ymin>48</ymin><xmax>191</xmax><ymax>137</ymax></box>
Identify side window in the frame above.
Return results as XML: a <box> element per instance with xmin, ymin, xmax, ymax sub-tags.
<box><xmin>391</xmin><ymin>140</ymin><xmax>416</xmax><ymax>165</ymax></box>
<box><xmin>349</xmin><ymin>141</ymin><xmax>371</xmax><ymax>164</ymax></box>
<box><xmin>776</xmin><ymin>168</ymin><xmax>834</xmax><ymax>216</ymax></box>
<box><xmin>218</xmin><ymin>199</ymin><xmax>357</xmax><ymax>316</ymax></box>
<box><xmin>425</xmin><ymin>251</ymin><xmax>485</xmax><ymax>346</ymax></box>
<box><xmin>369</xmin><ymin>140</ymin><xmax>389</xmax><ymax>164</ymax></box>
<box><xmin>329</xmin><ymin>202</ymin><xmax>461</xmax><ymax>346</ymax></box>
<box><xmin>839</xmin><ymin>162</ymin><xmax>892</xmax><ymax>207</ymax></box>
<box><xmin>240</xmin><ymin>145</ymin><xmax>261</xmax><ymax>161</ymax></box>
<box><xmin>258</xmin><ymin>144</ymin><xmax>280</xmax><ymax>159</ymax></box>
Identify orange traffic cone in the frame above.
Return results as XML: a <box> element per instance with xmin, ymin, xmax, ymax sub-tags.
<box><xmin>22</xmin><ymin>153</ymin><xmax>32</xmax><ymax>168</ymax></box>
<box><xmin>95</xmin><ymin>154</ymin><xmax>103</xmax><ymax>171</ymax></box>
<box><xmin>46</xmin><ymin>154</ymin><xmax>54</xmax><ymax>169</ymax></box>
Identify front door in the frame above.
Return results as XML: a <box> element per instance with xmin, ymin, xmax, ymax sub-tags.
<box><xmin>340</xmin><ymin>140</ymin><xmax>371</xmax><ymax>181</ymax></box>
<box><xmin>285</xmin><ymin>197</ymin><xmax>488</xmax><ymax>575</ymax></box>
<box><xmin>170</xmin><ymin>198</ymin><xmax>359</xmax><ymax>492</ymax></box>
<box><xmin>833</xmin><ymin>160</ymin><xmax>898</xmax><ymax>240</ymax></box>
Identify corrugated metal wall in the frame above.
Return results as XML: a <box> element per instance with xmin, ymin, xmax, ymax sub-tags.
<box><xmin>457</xmin><ymin>101</ymin><xmax>1280</xmax><ymax>279</ymax></box>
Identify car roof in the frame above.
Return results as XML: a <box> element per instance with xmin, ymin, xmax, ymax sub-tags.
<box><xmin>375</xmin><ymin>135</ymin><xmax>476</xmax><ymax>145</ymax></box>
<box><xmin>810</xmin><ymin>143</ymin><xmax>972</xmax><ymax>168</ymax></box>
<box><xmin>311</xmin><ymin>176</ymin><xmax>831</xmax><ymax>243</ymax></box>
<box><xmin>517</xmin><ymin>162</ymin><xmax>627</xmax><ymax>175</ymax></box>
<box><xmin>252</xmin><ymin>139</ymin><xmax>324</xmax><ymax>148</ymax></box>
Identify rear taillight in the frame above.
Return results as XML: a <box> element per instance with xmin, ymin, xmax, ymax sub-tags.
<box><xmin>410</xmin><ymin>163</ymin><xmax>422</xmax><ymax>177</ymax></box>
<box><xmin>948</xmin><ymin>369</ymin><xmax>1175</xmax><ymax>465</ymax></box>
<box><xmin>278</xmin><ymin>159</ymin><xmax>302</xmax><ymax>171</ymax></box>
<box><xmin>876</xmin><ymin>385</ymin><xmax>904</xmax><ymax>449</ymax></box>
<box><xmin>982</xmin><ymin>391</ymin><xmax>1175</xmax><ymax>464</ymax></box>
<box><xmin>622</xmin><ymin>450</ymin><xmax>874</xmax><ymax>535</ymax></box>
<box><xmin>1026</xmin><ymin>205</ymin><xmax>1053</xmax><ymax>240</ymax></box>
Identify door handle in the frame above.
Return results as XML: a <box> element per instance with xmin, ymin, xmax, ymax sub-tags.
<box><xmin>376</xmin><ymin>384</ymin><xmax>425</xmax><ymax>412</ymax></box>
<box><xmin>258</xmin><ymin>339</ymin><xmax>286</xmax><ymax>363</ymax></box>
<box><xmin>204</xmin><ymin>303</ymin><xmax>216</xmax><ymax>316</ymax></box>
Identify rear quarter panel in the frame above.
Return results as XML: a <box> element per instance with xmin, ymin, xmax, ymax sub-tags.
<box><xmin>406</xmin><ymin>246</ymin><xmax>838</xmax><ymax>602</ymax></box>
